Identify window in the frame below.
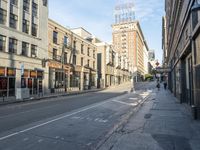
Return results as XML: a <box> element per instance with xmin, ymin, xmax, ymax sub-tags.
<box><xmin>23</xmin><ymin>0</ymin><xmax>30</xmax><ymax>12</ymax></box>
<box><xmin>0</xmin><ymin>8</ymin><xmax>7</xmax><ymax>25</ymax></box>
<box><xmin>81</xmin><ymin>57</ymin><xmax>84</xmax><ymax>66</ymax></box>
<box><xmin>87</xmin><ymin>47</ymin><xmax>90</xmax><ymax>56</ymax></box>
<box><xmin>73</xmin><ymin>55</ymin><xmax>76</xmax><ymax>65</ymax></box>
<box><xmin>64</xmin><ymin>36</ymin><xmax>68</xmax><ymax>46</ymax></box>
<box><xmin>32</xmin><ymin>2</ymin><xmax>38</xmax><ymax>17</ymax></box>
<box><xmin>87</xmin><ymin>60</ymin><xmax>90</xmax><ymax>67</ymax></box>
<box><xmin>64</xmin><ymin>52</ymin><xmax>67</xmax><ymax>64</ymax></box>
<box><xmin>10</xmin><ymin>13</ymin><xmax>18</xmax><ymax>29</ymax></box>
<box><xmin>53</xmin><ymin>48</ymin><xmax>57</xmax><ymax>60</ymax></box>
<box><xmin>93</xmin><ymin>61</ymin><xmax>95</xmax><ymax>69</ymax></box>
<box><xmin>93</xmin><ymin>50</ymin><xmax>95</xmax><ymax>58</ymax></box>
<box><xmin>10</xmin><ymin>0</ymin><xmax>18</xmax><ymax>5</ymax></box>
<box><xmin>32</xmin><ymin>23</ymin><xmax>37</xmax><ymax>36</ymax></box>
<box><xmin>73</xmin><ymin>40</ymin><xmax>76</xmax><ymax>49</ymax></box>
<box><xmin>22</xmin><ymin>42</ymin><xmax>29</xmax><ymax>56</ymax></box>
<box><xmin>23</xmin><ymin>19</ymin><xmax>29</xmax><ymax>33</ymax></box>
<box><xmin>0</xmin><ymin>35</ymin><xmax>6</xmax><ymax>52</ymax></box>
<box><xmin>81</xmin><ymin>44</ymin><xmax>84</xmax><ymax>54</ymax></box>
<box><xmin>31</xmin><ymin>45</ymin><xmax>37</xmax><ymax>57</ymax></box>
<box><xmin>9</xmin><ymin>38</ymin><xmax>17</xmax><ymax>53</ymax></box>
<box><xmin>43</xmin><ymin>0</ymin><xmax>48</xmax><ymax>6</ymax></box>
<box><xmin>53</xmin><ymin>31</ymin><xmax>58</xmax><ymax>44</ymax></box>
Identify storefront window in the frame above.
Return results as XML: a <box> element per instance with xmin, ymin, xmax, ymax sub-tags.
<box><xmin>70</xmin><ymin>72</ymin><xmax>80</xmax><ymax>88</ymax></box>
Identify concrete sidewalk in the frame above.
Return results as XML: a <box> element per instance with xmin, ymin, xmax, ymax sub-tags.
<box><xmin>99</xmin><ymin>87</ymin><xmax>200</xmax><ymax>150</ymax></box>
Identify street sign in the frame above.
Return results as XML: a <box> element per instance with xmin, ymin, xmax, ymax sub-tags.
<box><xmin>156</xmin><ymin>67</ymin><xmax>171</xmax><ymax>73</ymax></box>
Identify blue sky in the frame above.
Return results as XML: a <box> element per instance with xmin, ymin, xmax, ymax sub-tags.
<box><xmin>49</xmin><ymin>0</ymin><xmax>164</xmax><ymax>63</ymax></box>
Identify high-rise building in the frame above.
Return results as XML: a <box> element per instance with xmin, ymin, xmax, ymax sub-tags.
<box><xmin>0</xmin><ymin>0</ymin><xmax>49</xmax><ymax>98</ymax></box>
<box><xmin>148</xmin><ymin>50</ymin><xmax>155</xmax><ymax>61</ymax></box>
<box><xmin>112</xmin><ymin>0</ymin><xmax>149</xmax><ymax>81</ymax></box>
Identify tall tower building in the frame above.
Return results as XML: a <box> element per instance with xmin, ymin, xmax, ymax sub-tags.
<box><xmin>112</xmin><ymin>0</ymin><xmax>149</xmax><ymax>81</ymax></box>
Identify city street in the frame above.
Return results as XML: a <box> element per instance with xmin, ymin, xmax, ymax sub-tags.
<box><xmin>0</xmin><ymin>82</ymin><xmax>154</xmax><ymax>150</ymax></box>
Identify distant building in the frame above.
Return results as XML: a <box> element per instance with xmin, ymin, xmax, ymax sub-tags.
<box><xmin>0</xmin><ymin>0</ymin><xmax>49</xmax><ymax>98</ymax></box>
<box><xmin>148</xmin><ymin>50</ymin><xmax>155</xmax><ymax>61</ymax></box>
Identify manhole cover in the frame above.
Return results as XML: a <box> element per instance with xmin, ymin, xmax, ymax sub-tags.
<box><xmin>144</xmin><ymin>113</ymin><xmax>152</xmax><ymax>119</ymax></box>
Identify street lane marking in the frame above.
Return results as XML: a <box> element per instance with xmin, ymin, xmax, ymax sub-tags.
<box><xmin>0</xmin><ymin>92</ymin><xmax>134</xmax><ymax>141</ymax></box>
<box><xmin>0</xmin><ymin>100</ymin><xmax>110</xmax><ymax>141</ymax></box>
<box><xmin>112</xmin><ymin>100</ymin><xmax>138</xmax><ymax>106</ymax></box>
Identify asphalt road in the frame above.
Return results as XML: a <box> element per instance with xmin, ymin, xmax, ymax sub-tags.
<box><xmin>0</xmin><ymin>82</ymin><xmax>154</xmax><ymax>150</ymax></box>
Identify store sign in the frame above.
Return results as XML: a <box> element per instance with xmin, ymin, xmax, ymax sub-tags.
<box><xmin>7</xmin><ymin>68</ymin><xmax>16</xmax><ymax>76</ymax></box>
<box><xmin>30</xmin><ymin>71</ymin><xmax>37</xmax><ymax>78</ymax></box>
<box><xmin>23</xmin><ymin>70</ymin><xmax>29</xmax><ymax>78</ymax></box>
<box><xmin>48</xmin><ymin>62</ymin><xmax>61</xmax><ymax>69</ymax></box>
<box><xmin>0</xmin><ymin>67</ymin><xmax>5</xmax><ymax>76</ymax></box>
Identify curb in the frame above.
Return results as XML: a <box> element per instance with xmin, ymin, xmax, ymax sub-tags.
<box><xmin>95</xmin><ymin>91</ymin><xmax>152</xmax><ymax>150</ymax></box>
<box><xmin>0</xmin><ymin>88</ymin><xmax>104</xmax><ymax>106</ymax></box>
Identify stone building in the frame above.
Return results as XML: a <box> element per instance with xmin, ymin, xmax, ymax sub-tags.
<box><xmin>48</xmin><ymin>21</ymin><xmax>97</xmax><ymax>93</ymax></box>
<box><xmin>112</xmin><ymin>21</ymin><xmax>149</xmax><ymax>81</ymax></box>
<box><xmin>0</xmin><ymin>0</ymin><xmax>48</xmax><ymax>98</ymax></box>
<box><xmin>95</xmin><ymin>42</ymin><xmax>130</xmax><ymax>88</ymax></box>
<box><xmin>165</xmin><ymin>0</ymin><xmax>200</xmax><ymax>117</ymax></box>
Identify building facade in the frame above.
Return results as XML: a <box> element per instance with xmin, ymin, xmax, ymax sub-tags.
<box><xmin>112</xmin><ymin>21</ymin><xmax>148</xmax><ymax>81</ymax></box>
<box><xmin>0</xmin><ymin>0</ymin><xmax>48</xmax><ymax>98</ymax></box>
<box><xmin>95</xmin><ymin>42</ymin><xmax>130</xmax><ymax>88</ymax></box>
<box><xmin>48</xmin><ymin>20</ymin><xmax>97</xmax><ymax>93</ymax></box>
<box><xmin>165</xmin><ymin>0</ymin><xmax>200</xmax><ymax>117</ymax></box>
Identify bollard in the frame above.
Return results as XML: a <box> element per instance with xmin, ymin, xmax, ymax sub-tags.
<box><xmin>192</xmin><ymin>105</ymin><xmax>198</xmax><ymax>120</ymax></box>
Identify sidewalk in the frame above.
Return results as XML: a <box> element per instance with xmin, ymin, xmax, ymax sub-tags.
<box><xmin>99</xmin><ymin>87</ymin><xmax>200</xmax><ymax>150</ymax></box>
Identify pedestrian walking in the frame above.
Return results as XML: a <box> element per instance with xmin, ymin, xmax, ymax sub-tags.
<box><xmin>156</xmin><ymin>82</ymin><xmax>160</xmax><ymax>91</ymax></box>
<box><xmin>164</xmin><ymin>81</ymin><xmax>167</xmax><ymax>90</ymax></box>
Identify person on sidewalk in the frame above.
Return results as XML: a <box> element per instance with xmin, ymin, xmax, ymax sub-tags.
<box><xmin>156</xmin><ymin>82</ymin><xmax>160</xmax><ymax>91</ymax></box>
<box><xmin>164</xmin><ymin>81</ymin><xmax>167</xmax><ymax>90</ymax></box>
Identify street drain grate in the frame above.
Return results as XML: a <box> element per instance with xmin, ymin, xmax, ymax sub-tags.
<box><xmin>144</xmin><ymin>113</ymin><xmax>152</xmax><ymax>119</ymax></box>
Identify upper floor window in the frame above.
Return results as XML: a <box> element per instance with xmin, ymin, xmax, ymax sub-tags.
<box><xmin>32</xmin><ymin>2</ymin><xmax>38</xmax><ymax>17</ymax></box>
<box><xmin>53</xmin><ymin>48</ymin><xmax>57</xmax><ymax>60</ymax></box>
<box><xmin>73</xmin><ymin>55</ymin><xmax>76</xmax><ymax>65</ymax></box>
<box><xmin>53</xmin><ymin>31</ymin><xmax>58</xmax><ymax>44</ymax></box>
<box><xmin>81</xmin><ymin>57</ymin><xmax>84</xmax><ymax>66</ymax></box>
<box><xmin>10</xmin><ymin>0</ymin><xmax>18</xmax><ymax>6</ymax></box>
<box><xmin>64</xmin><ymin>36</ymin><xmax>68</xmax><ymax>46</ymax></box>
<box><xmin>93</xmin><ymin>50</ymin><xmax>95</xmax><ymax>58</ymax></box>
<box><xmin>73</xmin><ymin>40</ymin><xmax>76</xmax><ymax>49</ymax></box>
<box><xmin>32</xmin><ymin>23</ymin><xmax>37</xmax><ymax>36</ymax></box>
<box><xmin>64</xmin><ymin>52</ymin><xmax>67</xmax><ymax>64</ymax></box>
<box><xmin>81</xmin><ymin>44</ymin><xmax>84</xmax><ymax>54</ymax></box>
<box><xmin>0</xmin><ymin>35</ymin><xmax>6</xmax><ymax>52</ymax></box>
<box><xmin>43</xmin><ymin>0</ymin><xmax>48</xmax><ymax>6</ymax></box>
<box><xmin>31</xmin><ymin>44</ymin><xmax>37</xmax><ymax>58</ymax></box>
<box><xmin>22</xmin><ymin>42</ymin><xmax>29</xmax><ymax>56</ymax></box>
<box><xmin>23</xmin><ymin>19</ymin><xmax>29</xmax><ymax>34</ymax></box>
<box><xmin>23</xmin><ymin>0</ymin><xmax>30</xmax><ymax>12</ymax></box>
<box><xmin>87</xmin><ymin>47</ymin><xmax>90</xmax><ymax>56</ymax></box>
<box><xmin>87</xmin><ymin>59</ymin><xmax>90</xmax><ymax>67</ymax></box>
<box><xmin>9</xmin><ymin>38</ymin><xmax>17</xmax><ymax>54</ymax></box>
<box><xmin>10</xmin><ymin>13</ymin><xmax>18</xmax><ymax>29</ymax></box>
<box><xmin>0</xmin><ymin>8</ymin><xmax>7</xmax><ymax>25</ymax></box>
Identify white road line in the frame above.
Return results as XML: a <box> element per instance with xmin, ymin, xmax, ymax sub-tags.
<box><xmin>0</xmin><ymin>100</ymin><xmax>110</xmax><ymax>141</ymax></box>
<box><xmin>112</xmin><ymin>100</ymin><xmax>138</xmax><ymax>106</ymax></box>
